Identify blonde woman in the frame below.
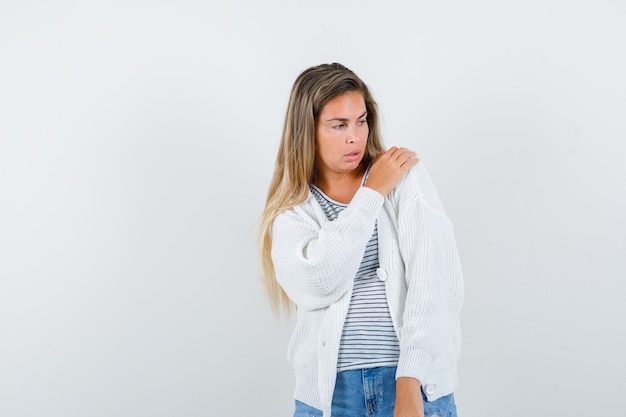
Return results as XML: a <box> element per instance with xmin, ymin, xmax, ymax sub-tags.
<box><xmin>260</xmin><ymin>63</ymin><xmax>464</xmax><ymax>417</ymax></box>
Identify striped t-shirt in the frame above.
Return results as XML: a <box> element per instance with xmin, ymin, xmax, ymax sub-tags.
<box><xmin>309</xmin><ymin>183</ymin><xmax>400</xmax><ymax>372</ymax></box>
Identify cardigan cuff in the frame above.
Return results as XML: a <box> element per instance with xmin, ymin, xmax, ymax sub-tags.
<box><xmin>351</xmin><ymin>186</ymin><xmax>385</xmax><ymax>220</ymax></box>
<box><xmin>395</xmin><ymin>347</ymin><xmax>433</xmax><ymax>383</ymax></box>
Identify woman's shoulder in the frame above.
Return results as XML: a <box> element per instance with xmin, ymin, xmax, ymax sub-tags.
<box><xmin>393</xmin><ymin>162</ymin><xmax>445</xmax><ymax>210</ymax></box>
<box><xmin>274</xmin><ymin>191</ymin><xmax>322</xmax><ymax>226</ymax></box>
<box><xmin>396</xmin><ymin>161</ymin><xmax>431</xmax><ymax>191</ymax></box>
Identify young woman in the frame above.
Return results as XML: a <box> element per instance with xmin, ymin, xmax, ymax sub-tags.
<box><xmin>260</xmin><ymin>63</ymin><xmax>464</xmax><ymax>417</ymax></box>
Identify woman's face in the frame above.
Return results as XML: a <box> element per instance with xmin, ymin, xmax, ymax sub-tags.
<box><xmin>315</xmin><ymin>90</ymin><xmax>369</xmax><ymax>179</ymax></box>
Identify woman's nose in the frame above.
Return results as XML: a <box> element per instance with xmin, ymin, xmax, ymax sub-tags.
<box><xmin>346</xmin><ymin>127</ymin><xmax>356</xmax><ymax>143</ymax></box>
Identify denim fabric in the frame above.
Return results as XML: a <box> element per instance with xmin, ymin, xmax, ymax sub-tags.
<box><xmin>295</xmin><ymin>400</ymin><xmax>324</xmax><ymax>417</ymax></box>
<box><xmin>294</xmin><ymin>367</ymin><xmax>457</xmax><ymax>417</ymax></box>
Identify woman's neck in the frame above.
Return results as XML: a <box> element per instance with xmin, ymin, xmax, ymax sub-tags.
<box><xmin>314</xmin><ymin>164</ymin><xmax>366</xmax><ymax>204</ymax></box>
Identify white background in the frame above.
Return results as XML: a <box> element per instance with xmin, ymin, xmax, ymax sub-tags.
<box><xmin>1</xmin><ymin>1</ymin><xmax>625</xmax><ymax>416</ymax></box>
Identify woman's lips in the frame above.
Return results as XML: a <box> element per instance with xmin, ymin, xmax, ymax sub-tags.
<box><xmin>344</xmin><ymin>151</ymin><xmax>361</xmax><ymax>162</ymax></box>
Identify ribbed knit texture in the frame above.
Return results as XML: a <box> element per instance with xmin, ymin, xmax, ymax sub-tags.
<box><xmin>309</xmin><ymin>184</ymin><xmax>400</xmax><ymax>371</ymax></box>
<box><xmin>272</xmin><ymin>164</ymin><xmax>463</xmax><ymax>417</ymax></box>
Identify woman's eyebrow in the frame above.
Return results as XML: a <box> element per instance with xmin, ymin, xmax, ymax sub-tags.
<box><xmin>324</xmin><ymin>111</ymin><xmax>368</xmax><ymax>123</ymax></box>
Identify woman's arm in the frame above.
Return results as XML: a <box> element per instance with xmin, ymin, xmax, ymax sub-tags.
<box><xmin>272</xmin><ymin>147</ymin><xmax>418</xmax><ymax>311</ymax></box>
<box><xmin>272</xmin><ymin>186</ymin><xmax>384</xmax><ymax>310</ymax></box>
<box><xmin>394</xmin><ymin>164</ymin><xmax>464</xmax><ymax>382</ymax></box>
<box><xmin>394</xmin><ymin>377</ymin><xmax>424</xmax><ymax>417</ymax></box>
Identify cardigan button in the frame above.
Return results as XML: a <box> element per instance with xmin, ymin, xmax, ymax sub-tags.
<box><xmin>376</xmin><ymin>268</ymin><xmax>387</xmax><ymax>282</ymax></box>
<box><xmin>424</xmin><ymin>383</ymin><xmax>437</xmax><ymax>396</ymax></box>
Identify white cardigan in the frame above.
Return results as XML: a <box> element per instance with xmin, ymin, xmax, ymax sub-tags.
<box><xmin>271</xmin><ymin>163</ymin><xmax>464</xmax><ymax>417</ymax></box>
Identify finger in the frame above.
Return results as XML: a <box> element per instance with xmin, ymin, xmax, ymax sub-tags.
<box><xmin>401</xmin><ymin>157</ymin><xmax>419</xmax><ymax>168</ymax></box>
<box><xmin>394</xmin><ymin>149</ymin><xmax>416</xmax><ymax>163</ymax></box>
<box><xmin>400</xmin><ymin>152</ymin><xmax>419</xmax><ymax>167</ymax></box>
<box><xmin>402</xmin><ymin>150</ymin><xmax>417</xmax><ymax>161</ymax></box>
<box><xmin>385</xmin><ymin>146</ymin><xmax>399</xmax><ymax>156</ymax></box>
<box><xmin>392</xmin><ymin>147</ymin><xmax>413</xmax><ymax>160</ymax></box>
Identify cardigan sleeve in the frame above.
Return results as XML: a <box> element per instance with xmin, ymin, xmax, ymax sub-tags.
<box><xmin>393</xmin><ymin>164</ymin><xmax>464</xmax><ymax>381</ymax></box>
<box><xmin>271</xmin><ymin>186</ymin><xmax>385</xmax><ymax>311</ymax></box>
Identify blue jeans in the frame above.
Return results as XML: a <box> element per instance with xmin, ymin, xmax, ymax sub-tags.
<box><xmin>294</xmin><ymin>367</ymin><xmax>457</xmax><ymax>417</ymax></box>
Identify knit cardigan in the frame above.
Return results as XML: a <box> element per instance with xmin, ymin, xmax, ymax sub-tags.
<box><xmin>271</xmin><ymin>163</ymin><xmax>464</xmax><ymax>417</ymax></box>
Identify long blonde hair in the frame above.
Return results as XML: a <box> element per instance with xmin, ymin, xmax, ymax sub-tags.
<box><xmin>259</xmin><ymin>63</ymin><xmax>385</xmax><ymax>315</ymax></box>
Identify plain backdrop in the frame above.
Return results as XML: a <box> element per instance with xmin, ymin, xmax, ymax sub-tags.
<box><xmin>1</xmin><ymin>1</ymin><xmax>625</xmax><ymax>416</ymax></box>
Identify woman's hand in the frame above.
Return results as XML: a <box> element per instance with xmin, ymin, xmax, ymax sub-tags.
<box><xmin>394</xmin><ymin>377</ymin><xmax>424</xmax><ymax>417</ymax></box>
<box><xmin>365</xmin><ymin>147</ymin><xmax>419</xmax><ymax>197</ymax></box>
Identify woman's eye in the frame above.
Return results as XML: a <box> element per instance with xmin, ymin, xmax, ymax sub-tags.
<box><xmin>357</xmin><ymin>119</ymin><xmax>367</xmax><ymax>126</ymax></box>
<box><xmin>333</xmin><ymin>124</ymin><xmax>345</xmax><ymax>130</ymax></box>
